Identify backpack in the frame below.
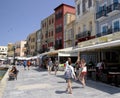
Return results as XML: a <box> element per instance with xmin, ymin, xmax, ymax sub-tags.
<box><xmin>64</xmin><ymin>66</ymin><xmax>72</xmax><ymax>79</ymax></box>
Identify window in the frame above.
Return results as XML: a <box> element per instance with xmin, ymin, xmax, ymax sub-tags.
<box><xmin>101</xmin><ymin>24</ymin><xmax>108</xmax><ymax>35</ymax></box>
<box><xmin>82</xmin><ymin>0</ymin><xmax>86</xmax><ymax>13</ymax></box>
<box><xmin>113</xmin><ymin>0</ymin><xmax>118</xmax><ymax>3</ymax></box>
<box><xmin>52</xmin><ymin>18</ymin><xmax>54</xmax><ymax>23</ymax></box>
<box><xmin>55</xmin><ymin>10</ymin><xmax>62</xmax><ymax>20</ymax></box>
<box><xmin>113</xmin><ymin>20</ymin><xmax>119</xmax><ymax>32</ymax></box>
<box><xmin>99</xmin><ymin>3</ymin><xmax>107</xmax><ymax>11</ymax></box>
<box><xmin>55</xmin><ymin>24</ymin><xmax>62</xmax><ymax>33</ymax></box>
<box><xmin>77</xmin><ymin>3</ymin><xmax>80</xmax><ymax>15</ymax></box>
<box><xmin>89</xmin><ymin>21</ymin><xmax>92</xmax><ymax>32</ymax></box>
<box><xmin>88</xmin><ymin>0</ymin><xmax>92</xmax><ymax>8</ymax></box>
<box><xmin>49</xmin><ymin>19</ymin><xmax>51</xmax><ymax>25</ymax></box>
<box><xmin>68</xmin><ymin>29</ymin><xmax>72</xmax><ymax>40</ymax></box>
<box><xmin>51</xmin><ymin>31</ymin><xmax>53</xmax><ymax>36</ymax></box>
<box><xmin>83</xmin><ymin>25</ymin><xmax>86</xmax><ymax>32</ymax></box>
<box><xmin>78</xmin><ymin>27</ymin><xmax>81</xmax><ymax>33</ymax></box>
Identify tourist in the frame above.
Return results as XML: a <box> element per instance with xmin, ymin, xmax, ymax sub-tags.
<box><xmin>48</xmin><ymin>58</ymin><xmax>53</xmax><ymax>74</ymax></box>
<box><xmin>79</xmin><ymin>59</ymin><xmax>87</xmax><ymax>88</ymax></box>
<box><xmin>9</xmin><ymin>66</ymin><xmax>18</xmax><ymax>80</ymax></box>
<box><xmin>64</xmin><ymin>58</ymin><xmax>76</xmax><ymax>94</ymax></box>
<box><xmin>54</xmin><ymin>58</ymin><xmax>59</xmax><ymax>75</ymax></box>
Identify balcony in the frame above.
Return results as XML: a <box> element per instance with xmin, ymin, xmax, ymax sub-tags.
<box><xmin>96</xmin><ymin>27</ymin><xmax>120</xmax><ymax>37</ymax></box>
<box><xmin>76</xmin><ymin>31</ymin><xmax>91</xmax><ymax>40</ymax></box>
<box><xmin>107</xmin><ymin>2</ymin><xmax>120</xmax><ymax>16</ymax></box>
<box><xmin>96</xmin><ymin>10</ymin><xmax>107</xmax><ymax>21</ymax></box>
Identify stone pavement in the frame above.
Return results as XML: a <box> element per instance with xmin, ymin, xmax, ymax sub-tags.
<box><xmin>1</xmin><ymin>66</ymin><xmax>120</xmax><ymax>98</ymax></box>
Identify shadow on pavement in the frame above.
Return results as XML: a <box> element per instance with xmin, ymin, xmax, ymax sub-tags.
<box><xmin>56</xmin><ymin>74</ymin><xmax>120</xmax><ymax>94</ymax></box>
<box><xmin>33</xmin><ymin>67</ymin><xmax>47</xmax><ymax>72</ymax></box>
<box><xmin>55</xmin><ymin>90</ymin><xmax>66</xmax><ymax>94</ymax></box>
<box><xmin>86</xmin><ymin>80</ymin><xmax>120</xmax><ymax>94</ymax></box>
<box><xmin>57</xmin><ymin>81</ymin><xmax>66</xmax><ymax>83</ymax></box>
<box><xmin>72</xmin><ymin>86</ymin><xmax>81</xmax><ymax>89</ymax></box>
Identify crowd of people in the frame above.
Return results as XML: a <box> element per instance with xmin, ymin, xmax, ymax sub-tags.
<box><xmin>8</xmin><ymin>53</ymin><xmax>88</xmax><ymax>94</ymax></box>
<box><xmin>42</xmin><ymin>53</ymin><xmax>87</xmax><ymax>94</ymax></box>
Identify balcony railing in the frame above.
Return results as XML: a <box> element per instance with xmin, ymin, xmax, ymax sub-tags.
<box><xmin>96</xmin><ymin>10</ymin><xmax>107</xmax><ymax>19</ymax></box>
<box><xmin>76</xmin><ymin>31</ymin><xmax>91</xmax><ymax>39</ymax></box>
<box><xmin>96</xmin><ymin>2</ymin><xmax>120</xmax><ymax>19</ymax></box>
<box><xmin>96</xmin><ymin>27</ymin><xmax>120</xmax><ymax>37</ymax></box>
<box><xmin>107</xmin><ymin>2</ymin><xmax>120</xmax><ymax>14</ymax></box>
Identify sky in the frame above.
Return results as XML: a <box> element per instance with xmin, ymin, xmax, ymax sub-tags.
<box><xmin>0</xmin><ymin>0</ymin><xmax>75</xmax><ymax>46</ymax></box>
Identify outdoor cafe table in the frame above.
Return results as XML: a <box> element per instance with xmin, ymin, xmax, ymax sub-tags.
<box><xmin>108</xmin><ymin>72</ymin><xmax>120</xmax><ymax>86</ymax></box>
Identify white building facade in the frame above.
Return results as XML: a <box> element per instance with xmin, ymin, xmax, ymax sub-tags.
<box><xmin>0</xmin><ymin>46</ymin><xmax>8</xmax><ymax>59</ymax></box>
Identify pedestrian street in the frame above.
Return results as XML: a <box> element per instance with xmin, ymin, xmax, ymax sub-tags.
<box><xmin>1</xmin><ymin>66</ymin><xmax>120</xmax><ymax>98</ymax></box>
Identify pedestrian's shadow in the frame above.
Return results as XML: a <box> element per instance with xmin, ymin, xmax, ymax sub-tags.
<box><xmin>72</xmin><ymin>86</ymin><xmax>81</xmax><ymax>89</ymax></box>
<box><xmin>55</xmin><ymin>90</ymin><xmax>66</xmax><ymax>94</ymax></box>
<box><xmin>57</xmin><ymin>81</ymin><xmax>66</xmax><ymax>83</ymax></box>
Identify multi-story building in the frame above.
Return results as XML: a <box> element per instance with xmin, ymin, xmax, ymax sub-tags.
<box><xmin>96</xmin><ymin>0</ymin><xmax>120</xmax><ymax>37</ymax></box>
<box><xmin>14</xmin><ymin>40</ymin><xmax>26</xmax><ymax>57</ymax></box>
<box><xmin>0</xmin><ymin>46</ymin><xmax>8</xmax><ymax>59</ymax></box>
<box><xmin>54</xmin><ymin>3</ymin><xmax>75</xmax><ymax>50</ymax></box>
<box><xmin>95</xmin><ymin>0</ymin><xmax>120</xmax><ymax>65</ymax></box>
<box><xmin>36</xmin><ymin>29</ymin><xmax>42</xmax><ymax>54</ymax></box>
<box><xmin>74</xmin><ymin>0</ymin><xmax>96</xmax><ymax>45</ymax></box>
<box><xmin>7</xmin><ymin>43</ymin><xmax>14</xmax><ymax>57</ymax></box>
<box><xmin>64</xmin><ymin>12</ymin><xmax>75</xmax><ymax>48</ymax></box>
<box><xmin>41</xmin><ymin>13</ymin><xmax>55</xmax><ymax>52</ymax></box>
<box><xmin>26</xmin><ymin>31</ymin><xmax>37</xmax><ymax>56</ymax></box>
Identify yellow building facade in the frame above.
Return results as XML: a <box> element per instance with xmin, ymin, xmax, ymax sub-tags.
<box><xmin>64</xmin><ymin>12</ymin><xmax>75</xmax><ymax>48</ymax></box>
<box><xmin>7</xmin><ymin>43</ymin><xmax>14</xmax><ymax>57</ymax></box>
<box><xmin>26</xmin><ymin>32</ymin><xmax>37</xmax><ymax>56</ymax></box>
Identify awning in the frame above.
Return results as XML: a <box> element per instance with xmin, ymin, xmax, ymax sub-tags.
<box><xmin>58</xmin><ymin>47</ymin><xmax>78</xmax><ymax>57</ymax></box>
<box><xmin>47</xmin><ymin>50</ymin><xmax>58</xmax><ymax>56</ymax></box>
<box><xmin>73</xmin><ymin>40</ymin><xmax>120</xmax><ymax>52</ymax></box>
<box><xmin>58</xmin><ymin>52</ymin><xmax>78</xmax><ymax>57</ymax></box>
<box><xmin>58</xmin><ymin>47</ymin><xmax>73</xmax><ymax>52</ymax></box>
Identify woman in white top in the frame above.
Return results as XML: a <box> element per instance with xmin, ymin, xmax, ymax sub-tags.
<box><xmin>79</xmin><ymin>58</ymin><xmax>87</xmax><ymax>88</ymax></box>
<box><xmin>65</xmin><ymin>58</ymin><xmax>76</xmax><ymax>94</ymax></box>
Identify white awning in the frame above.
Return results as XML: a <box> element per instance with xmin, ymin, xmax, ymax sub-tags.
<box><xmin>58</xmin><ymin>52</ymin><xmax>78</xmax><ymax>57</ymax></box>
<box><xmin>73</xmin><ymin>40</ymin><xmax>120</xmax><ymax>52</ymax></box>
<box><xmin>58</xmin><ymin>47</ymin><xmax>73</xmax><ymax>52</ymax></box>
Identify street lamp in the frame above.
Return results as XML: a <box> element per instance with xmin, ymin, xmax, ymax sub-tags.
<box><xmin>13</xmin><ymin>46</ymin><xmax>16</xmax><ymax>65</ymax></box>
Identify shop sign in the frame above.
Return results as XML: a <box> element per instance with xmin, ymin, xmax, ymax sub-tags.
<box><xmin>98</xmin><ymin>37</ymin><xmax>108</xmax><ymax>43</ymax></box>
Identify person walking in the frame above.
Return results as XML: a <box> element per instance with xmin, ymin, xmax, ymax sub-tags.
<box><xmin>65</xmin><ymin>58</ymin><xmax>71</xmax><ymax>70</ymax></box>
<box><xmin>27</xmin><ymin>60</ymin><xmax>31</xmax><ymax>70</ymax></box>
<box><xmin>79</xmin><ymin>58</ymin><xmax>87</xmax><ymax>88</ymax></box>
<box><xmin>64</xmin><ymin>58</ymin><xmax>76</xmax><ymax>94</ymax></box>
<box><xmin>54</xmin><ymin>58</ymin><xmax>59</xmax><ymax>75</ymax></box>
<box><xmin>23</xmin><ymin>60</ymin><xmax>27</xmax><ymax>70</ymax></box>
<box><xmin>48</xmin><ymin>58</ymin><xmax>53</xmax><ymax>74</ymax></box>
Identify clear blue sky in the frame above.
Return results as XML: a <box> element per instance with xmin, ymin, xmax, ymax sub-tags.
<box><xmin>0</xmin><ymin>0</ymin><xmax>75</xmax><ymax>46</ymax></box>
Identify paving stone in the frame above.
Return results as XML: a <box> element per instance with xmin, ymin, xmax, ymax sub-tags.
<box><xmin>1</xmin><ymin>66</ymin><xmax>120</xmax><ymax>98</ymax></box>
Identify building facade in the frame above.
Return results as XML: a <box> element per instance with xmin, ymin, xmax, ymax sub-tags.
<box><xmin>74</xmin><ymin>0</ymin><xmax>96</xmax><ymax>45</ymax></box>
<box><xmin>95</xmin><ymin>0</ymin><xmax>120</xmax><ymax>64</ymax></box>
<box><xmin>0</xmin><ymin>46</ymin><xmax>8</xmax><ymax>59</ymax></box>
<box><xmin>36</xmin><ymin>29</ymin><xmax>42</xmax><ymax>54</ymax></box>
<box><xmin>14</xmin><ymin>40</ymin><xmax>26</xmax><ymax>57</ymax></box>
<box><xmin>41</xmin><ymin>13</ymin><xmax>55</xmax><ymax>52</ymax></box>
<box><xmin>96</xmin><ymin>0</ymin><xmax>120</xmax><ymax>37</ymax></box>
<box><xmin>7</xmin><ymin>43</ymin><xmax>14</xmax><ymax>57</ymax></box>
<box><xmin>26</xmin><ymin>32</ymin><xmax>37</xmax><ymax>56</ymax></box>
<box><xmin>64</xmin><ymin>12</ymin><xmax>75</xmax><ymax>48</ymax></box>
<box><xmin>54</xmin><ymin>3</ymin><xmax>75</xmax><ymax>50</ymax></box>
